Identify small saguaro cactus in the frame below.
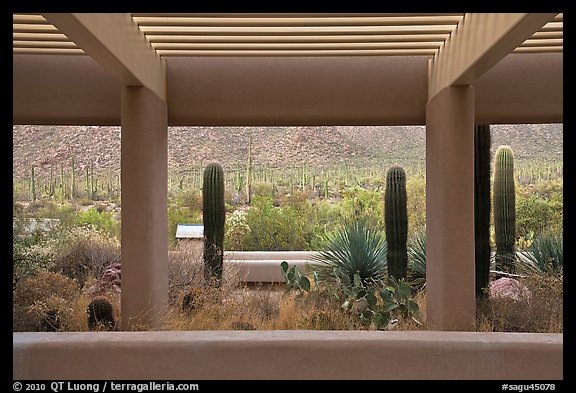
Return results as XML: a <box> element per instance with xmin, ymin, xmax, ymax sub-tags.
<box><xmin>493</xmin><ymin>145</ymin><xmax>516</xmax><ymax>274</ymax></box>
<box><xmin>384</xmin><ymin>165</ymin><xmax>408</xmax><ymax>280</ymax></box>
<box><xmin>87</xmin><ymin>296</ymin><xmax>116</xmax><ymax>331</ymax></box>
<box><xmin>474</xmin><ymin>124</ymin><xmax>491</xmax><ymax>299</ymax></box>
<box><xmin>30</xmin><ymin>166</ymin><xmax>36</xmax><ymax>201</ymax></box>
<box><xmin>203</xmin><ymin>162</ymin><xmax>226</xmax><ymax>286</ymax></box>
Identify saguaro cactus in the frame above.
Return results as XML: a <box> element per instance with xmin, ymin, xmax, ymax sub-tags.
<box><xmin>474</xmin><ymin>124</ymin><xmax>491</xmax><ymax>298</ymax></box>
<box><xmin>30</xmin><ymin>166</ymin><xmax>36</xmax><ymax>201</ymax></box>
<box><xmin>246</xmin><ymin>134</ymin><xmax>253</xmax><ymax>205</ymax></box>
<box><xmin>70</xmin><ymin>158</ymin><xmax>76</xmax><ymax>201</ymax></box>
<box><xmin>385</xmin><ymin>165</ymin><xmax>408</xmax><ymax>280</ymax></box>
<box><xmin>203</xmin><ymin>162</ymin><xmax>226</xmax><ymax>286</ymax></box>
<box><xmin>493</xmin><ymin>145</ymin><xmax>516</xmax><ymax>274</ymax></box>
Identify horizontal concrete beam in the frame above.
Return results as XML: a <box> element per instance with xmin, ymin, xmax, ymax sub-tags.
<box><xmin>43</xmin><ymin>13</ymin><xmax>167</xmax><ymax>101</ymax></box>
<box><xmin>429</xmin><ymin>13</ymin><xmax>557</xmax><ymax>100</ymax></box>
<box><xmin>13</xmin><ymin>53</ymin><xmax>562</xmax><ymax>126</ymax></box>
<box><xmin>13</xmin><ymin>55</ymin><xmax>122</xmax><ymax>125</ymax></box>
<box><xmin>475</xmin><ymin>53</ymin><xmax>563</xmax><ymax>124</ymax></box>
<box><xmin>13</xmin><ymin>331</ymin><xmax>562</xmax><ymax>380</ymax></box>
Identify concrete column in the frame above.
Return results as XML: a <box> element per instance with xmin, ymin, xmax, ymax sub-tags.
<box><xmin>120</xmin><ymin>86</ymin><xmax>168</xmax><ymax>330</ymax></box>
<box><xmin>425</xmin><ymin>85</ymin><xmax>476</xmax><ymax>331</ymax></box>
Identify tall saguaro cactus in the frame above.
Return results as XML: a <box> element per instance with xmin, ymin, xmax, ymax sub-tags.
<box><xmin>493</xmin><ymin>145</ymin><xmax>516</xmax><ymax>274</ymax></box>
<box><xmin>474</xmin><ymin>124</ymin><xmax>491</xmax><ymax>298</ymax></box>
<box><xmin>385</xmin><ymin>165</ymin><xmax>408</xmax><ymax>280</ymax></box>
<box><xmin>246</xmin><ymin>133</ymin><xmax>253</xmax><ymax>205</ymax></box>
<box><xmin>203</xmin><ymin>162</ymin><xmax>226</xmax><ymax>286</ymax></box>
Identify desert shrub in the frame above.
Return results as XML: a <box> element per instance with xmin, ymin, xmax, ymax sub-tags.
<box><xmin>224</xmin><ymin>209</ymin><xmax>251</xmax><ymax>251</ymax></box>
<box><xmin>168</xmin><ymin>241</ymin><xmax>204</xmax><ymax>305</ymax></box>
<box><xmin>339</xmin><ymin>186</ymin><xmax>384</xmax><ymax>227</ymax></box>
<box><xmin>406</xmin><ymin>177</ymin><xmax>426</xmax><ymax>237</ymax></box>
<box><xmin>13</xmin><ymin>181</ymin><xmax>30</xmax><ymax>202</ymax></box>
<box><xmin>51</xmin><ymin>226</ymin><xmax>120</xmax><ymax>286</ymax></box>
<box><xmin>251</xmin><ymin>181</ymin><xmax>273</xmax><ymax>197</ymax></box>
<box><xmin>477</xmin><ymin>273</ymin><xmax>562</xmax><ymax>333</ymax></box>
<box><xmin>241</xmin><ymin>196</ymin><xmax>315</xmax><ymax>250</ymax></box>
<box><xmin>515</xmin><ymin>194</ymin><xmax>561</xmax><ymax>239</ymax></box>
<box><xmin>25</xmin><ymin>199</ymin><xmax>60</xmax><ymax>216</ymax></box>
<box><xmin>73</xmin><ymin>207</ymin><xmax>120</xmax><ymax>238</ymax></box>
<box><xmin>13</xmin><ymin>271</ymin><xmax>80</xmax><ymax>331</ymax></box>
<box><xmin>176</xmin><ymin>189</ymin><xmax>203</xmax><ymax>211</ymax></box>
<box><xmin>13</xmin><ymin>232</ymin><xmax>59</xmax><ymax>287</ymax></box>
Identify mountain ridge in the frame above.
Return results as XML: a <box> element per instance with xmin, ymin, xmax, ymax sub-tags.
<box><xmin>12</xmin><ymin>124</ymin><xmax>563</xmax><ymax>179</ymax></box>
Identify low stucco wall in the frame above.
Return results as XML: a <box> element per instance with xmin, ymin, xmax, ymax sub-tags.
<box><xmin>13</xmin><ymin>331</ymin><xmax>562</xmax><ymax>380</ymax></box>
<box><xmin>224</xmin><ymin>251</ymin><xmax>320</xmax><ymax>282</ymax></box>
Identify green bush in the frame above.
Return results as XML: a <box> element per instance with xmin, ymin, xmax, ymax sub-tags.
<box><xmin>516</xmin><ymin>194</ymin><xmax>562</xmax><ymax>239</ymax></box>
<box><xmin>307</xmin><ymin>200</ymin><xmax>344</xmax><ymax>249</ymax></box>
<box><xmin>73</xmin><ymin>208</ymin><xmax>120</xmax><ymax>238</ymax></box>
<box><xmin>339</xmin><ymin>186</ymin><xmax>384</xmax><ymax>227</ymax></box>
<box><xmin>175</xmin><ymin>189</ymin><xmax>203</xmax><ymax>211</ymax></box>
<box><xmin>13</xmin><ymin>233</ymin><xmax>59</xmax><ymax>287</ymax></box>
<box><xmin>406</xmin><ymin>177</ymin><xmax>426</xmax><ymax>238</ymax></box>
<box><xmin>241</xmin><ymin>196</ymin><xmax>316</xmax><ymax>251</ymax></box>
<box><xmin>224</xmin><ymin>209</ymin><xmax>251</xmax><ymax>251</ymax></box>
<box><xmin>251</xmin><ymin>181</ymin><xmax>274</xmax><ymax>198</ymax></box>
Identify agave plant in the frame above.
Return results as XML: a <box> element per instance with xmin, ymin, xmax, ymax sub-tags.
<box><xmin>407</xmin><ymin>230</ymin><xmax>426</xmax><ymax>289</ymax></box>
<box><xmin>516</xmin><ymin>232</ymin><xmax>563</xmax><ymax>275</ymax></box>
<box><xmin>311</xmin><ymin>219</ymin><xmax>387</xmax><ymax>287</ymax></box>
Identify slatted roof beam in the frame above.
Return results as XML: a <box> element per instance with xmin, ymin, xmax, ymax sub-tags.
<box><xmin>428</xmin><ymin>13</ymin><xmax>558</xmax><ymax>101</ymax></box>
<box><xmin>42</xmin><ymin>13</ymin><xmax>166</xmax><ymax>101</ymax></box>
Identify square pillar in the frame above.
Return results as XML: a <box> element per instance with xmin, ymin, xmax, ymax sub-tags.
<box><xmin>120</xmin><ymin>86</ymin><xmax>168</xmax><ymax>330</ymax></box>
<box><xmin>425</xmin><ymin>85</ymin><xmax>476</xmax><ymax>331</ymax></box>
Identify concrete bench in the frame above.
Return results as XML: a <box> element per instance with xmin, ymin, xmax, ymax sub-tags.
<box><xmin>223</xmin><ymin>251</ymin><xmax>322</xmax><ymax>283</ymax></box>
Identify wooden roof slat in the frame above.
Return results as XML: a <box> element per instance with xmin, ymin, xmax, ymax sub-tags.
<box><xmin>133</xmin><ymin>15</ymin><xmax>463</xmax><ymax>27</ymax></box>
<box><xmin>13</xmin><ymin>40</ymin><xmax>79</xmax><ymax>49</ymax></box>
<box><xmin>13</xmin><ymin>32</ymin><xmax>71</xmax><ymax>41</ymax></box>
<box><xmin>520</xmin><ymin>38</ymin><xmax>563</xmax><ymax>48</ymax></box>
<box><xmin>146</xmin><ymin>33</ymin><xmax>451</xmax><ymax>43</ymax></box>
<box><xmin>12</xmin><ymin>13</ymin><xmax>563</xmax><ymax>57</ymax></box>
<box><xmin>151</xmin><ymin>41</ymin><xmax>444</xmax><ymax>50</ymax></box>
<box><xmin>13</xmin><ymin>47</ymin><xmax>85</xmax><ymax>55</ymax></box>
<box><xmin>155</xmin><ymin>49</ymin><xmax>439</xmax><ymax>56</ymax></box>
<box><xmin>12</xmin><ymin>14</ymin><xmax>48</xmax><ymax>24</ymax></box>
<box><xmin>139</xmin><ymin>25</ymin><xmax>459</xmax><ymax>36</ymax></box>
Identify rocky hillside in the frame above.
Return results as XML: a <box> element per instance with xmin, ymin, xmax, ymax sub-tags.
<box><xmin>12</xmin><ymin>124</ymin><xmax>562</xmax><ymax>178</ymax></box>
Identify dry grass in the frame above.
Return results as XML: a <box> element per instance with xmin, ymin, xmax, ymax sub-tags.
<box><xmin>13</xmin><ymin>244</ymin><xmax>561</xmax><ymax>333</ymax></box>
<box><xmin>161</xmin><ymin>280</ymin><xmax>429</xmax><ymax>331</ymax></box>
<box><xmin>476</xmin><ymin>273</ymin><xmax>563</xmax><ymax>333</ymax></box>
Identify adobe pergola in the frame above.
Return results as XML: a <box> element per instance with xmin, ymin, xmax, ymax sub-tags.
<box><xmin>13</xmin><ymin>13</ymin><xmax>563</xmax><ymax>333</ymax></box>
